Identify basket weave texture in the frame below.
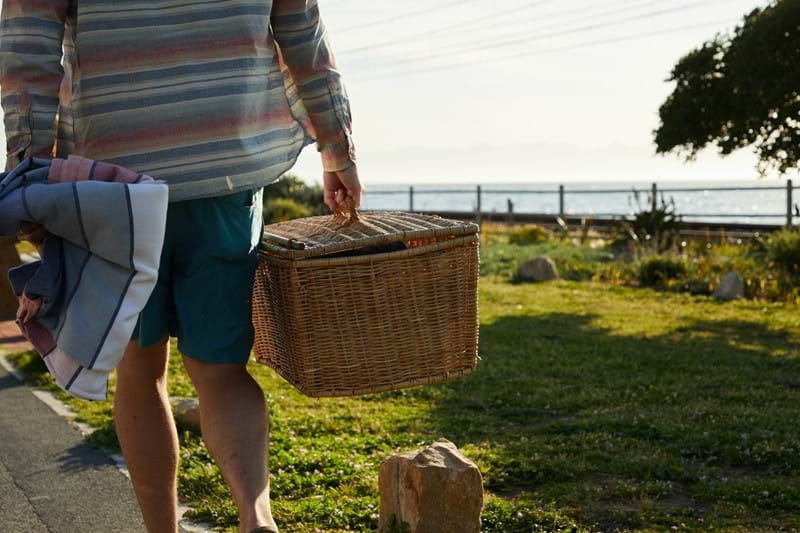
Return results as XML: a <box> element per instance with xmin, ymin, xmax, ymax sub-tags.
<box><xmin>252</xmin><ymin>211</ymin><xmax>480</xmax><ymax>397</ymax></box>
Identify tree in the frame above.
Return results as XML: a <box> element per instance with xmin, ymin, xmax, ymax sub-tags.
<box><xmin>264</xmin><ymin>174</ymin><xmax>327</xmax><ymax>215</ymax></box>
<box><xmin>0</xmin><ymin>238</ymin><xmax>20</xmax><ymax>320</ymax></box>
<box><xmin>654</xmin><ymin>0</ymin><xmax>800</xmax><ymax>175</ymax></box>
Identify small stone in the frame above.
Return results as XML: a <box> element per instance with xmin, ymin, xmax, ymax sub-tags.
<box><xmin>171</xmin><ymin>397</ymin><xmax>201</xmax><ymax>430</ymax></box>
<box><xmin>517</xmin><ymin>256</ymin><xmax>559</xmax><ymax>282</ymax></box>
<box><xmin>379</xmin><ymin>438</ymin><xmax>483</xmax><ymax>533</ymax></box>
<box><xmin>713</xmin><ymin>271</ymin><xmax>745</xmax><ymax>301</ymax></box>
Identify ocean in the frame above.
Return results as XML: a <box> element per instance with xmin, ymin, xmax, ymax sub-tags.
<box><xmin>360</xmin><ymin>181</ymin><xmax>794</xmax><ymax>225</ymax></box>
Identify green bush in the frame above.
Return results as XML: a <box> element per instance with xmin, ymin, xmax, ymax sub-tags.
<box><xmin>765</xmin><ymin>229</ymin><xmax>800</xmax><ymax>275</ymax></box>
<box><xmin>637</xmin><ymin>254</ymin><xmax>687</xmax><ymax>287</ymax></box>
<box><xmin>620</xmin><ymin>191</ymin><xmax>682</xmax><ymax>253</ymax></box>
<box><xmin>676</xmin><ymin>276</ymin><xmax>713</xmax><ymax>296</ymax></box>
<box><xmin>264</xmin><ymin>174</ymin><xmax>327</xmax><ymax>216</ymax></box>
<box><xmin>263</xmin><ymin>198</ymin><xmax>312</xmax><ymax>223</ymax></box>
<box><xmin>508</xmin><ymin>225</ymin><xmax>550</xmax><ymax>245</ymax></box>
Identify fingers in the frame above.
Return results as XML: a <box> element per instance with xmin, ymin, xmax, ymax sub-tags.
<box><xmin>16</xmin><ymin>301</ymin><xmax>31</xmax><ymax>325</ymax></box>
<box><xmin>17</xmin><ymin>224</ymin><xmax>48</xmax><ymax>244</ymax></box>
<box><xmin>347</xmin><ymin>186</ymin><xmax>362</xmax><ymax>209</ymax></box>
<box><xmin>323</xmin><ymin>187</ymin><xmax>338</xmax><ymax>213</ymax></box>
<box><xmin>322</xmin><ymin>165</ymin><xmax>363</xmax><ymax>214</ymax></box>
<box><xmin>339</xmin><ymin>165</ymin><xmax>362</xmax><ymax>209</ymax></box>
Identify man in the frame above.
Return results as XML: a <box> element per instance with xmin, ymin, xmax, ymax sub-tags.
<box><xmin>0</xmin><ymin>1</ymin><xmax>361</xmax><ymax>531</ymax></box>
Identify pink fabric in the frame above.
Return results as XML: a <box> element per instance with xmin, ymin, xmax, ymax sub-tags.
<box><xmin>48</xmin><ymin>155</ymin><xmax>143</xmax><ymax>184</ymax></box>
<box><xmin>17</xmin><ymin>316</ymin><xmax>56</xmax><ymax>357</ymax></box>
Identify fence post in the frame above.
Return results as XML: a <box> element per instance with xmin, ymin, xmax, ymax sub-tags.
<box><xmin>409</xmin><ymin>186</ymin><xmax>414</xmax><ymax>212</ymax></box>
<box><xmin>787</xmin><ymin>179</ymin><xmax>794</xmax><ymax>228</ymax></box>
<box><xmin>651</xmin><ymin>182</ymin><xmax>658</xmax><ymax>212</ymax></box>
<box><xmin>476</xmin><ymin>185</ymin><xmax>482</xmax><ymax>226</ymax></box>
<box><xmin>559</xmin><ymin>184</ymin><xmax>565</xmax><ymax>216</ymax></box>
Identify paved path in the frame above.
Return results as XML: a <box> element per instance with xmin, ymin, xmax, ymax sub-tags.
<box><xmin>0</xmin><ymin>320</ymin><xmax>145</xmax><ymax>532</ymax></box>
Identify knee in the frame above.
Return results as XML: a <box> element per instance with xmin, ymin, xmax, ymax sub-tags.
<box><xmin>181</xmin><ymin>355</ymin><xmax>251</xmax><ymax>388</ymax></box>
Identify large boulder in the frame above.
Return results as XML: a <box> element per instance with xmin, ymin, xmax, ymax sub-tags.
<box><xmin>170</xmin><ymin>397</ymin><xmax>201</xmax><ymax>430</ymax></box>
<box><xmin>517</xmin><ymin>256</ymin><xmax>559</xmax><ymax>282</ymax></box>
<box><xmin>379</xmin><ymin>438</ymin><xmax>483</xmax><ymax>533</ymax></box>
<box><xmin>714</xmin><ymin>271</ymin><xmax>745</xmax><ymax>301</ymax></box>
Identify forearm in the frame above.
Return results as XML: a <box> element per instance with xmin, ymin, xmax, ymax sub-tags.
<box><xmin>0</xmin><ymin>0</ymin><xmax>67</xmax><ymax>169</ymax></box>
<box><xmin>271</xmin><ymin>0</ymin><xmax>355</xmax><ymax>171</ymax></box>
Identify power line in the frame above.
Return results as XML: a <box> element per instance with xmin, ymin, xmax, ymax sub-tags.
<box><xmin>349</xmin><ymin>19</ymin><xmax>737</xmax><ymax>81</ymax></box>
<box><xmin>338</xmin><ymin>0</ymin><xmax>556</xmax><ymax>55</ymax></box>
<box><xmin>346</xmin><ymin>0</ymin><xmax>727</xmax><ymax>71</ymax></box>
<box><xmin>349</xmin><ymin>0</ymin><xmax>724</xmax><ymax>69</ymax></box>
<box><xmin>339</xmin><ymin>0</ymin><xmax>654</xmax><ymax>56</ymax></box>
<box><xmin>337</xmin><ymin>0</ymin><xmax>485</xmax><ymax>32</ymax></box>
<box><xmin>342</xmin><ymin>0</ymin><xmax>665</xmax><ymax>66</ymax></box>
<box><xmin>432</xmin><ymin>0</ymin><xmax>664</xmax><ymax>46</ymax></box>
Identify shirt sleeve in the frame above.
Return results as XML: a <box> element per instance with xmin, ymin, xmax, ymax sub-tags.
<box><xmin>0</xmin><ymin>0</ymin><xmax>68</xmax><ymax>171</ymax></box>
<box><xmin>271</xmin><ymin>0</ymin><xmax>356</xmax><ymax>172</ymax></box>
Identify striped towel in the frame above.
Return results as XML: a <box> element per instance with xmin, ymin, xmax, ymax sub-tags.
<box><xmin>0</xmin><ymin>155</ymin><xmax>168</xmax><ymax>400</ymax></box>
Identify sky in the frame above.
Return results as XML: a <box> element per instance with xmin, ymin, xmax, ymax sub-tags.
<box><xmin>0</xmin><ymin>0</ymin><xmax>784</xmax><ymax>186</ymax></box>
<box><xmin>287</xmin><ymin>0</ymin><xmax>782</xmax><ymax>185</ymax></box>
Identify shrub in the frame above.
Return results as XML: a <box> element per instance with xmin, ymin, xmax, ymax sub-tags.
<box><xmin>263</xmin><ymin>198</ymin><xmax>312</xmax><ymax>223</ymax></box>
<box><xmin>765</xmin><ymin>229</ymin><xmax>800</xmax><ymax>275</ymax></box>
<box><xmin>619</xmin><ymin>191</ymin><xmax>682</xmax><ymax>253</ymax></box>
<box><xmin>264</xmin><ymin>174</ymin><xmax>327</xmax><ymax>215</ymax></box>
<box><xmin>508</xmin><ymin>225</ymin><xmax>550</xmax><ymax>245</ymax></box>
<box><xmin>676</xmin><ymin>276</ymin><xmax>712</xmax><ymax>296</ymax></box>
<box><xmin>637</xmin><ymin>254</ymin><xmax>687</xmax><ymax>287</ymax></box>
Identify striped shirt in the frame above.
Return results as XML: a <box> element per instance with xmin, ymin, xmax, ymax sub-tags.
<box><xmin>0</xmin><ymin>0</ymin><xmax>355</xmax><ymax>202</ymax></box>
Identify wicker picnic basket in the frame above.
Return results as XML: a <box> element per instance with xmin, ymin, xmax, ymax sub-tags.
<box><xmin>251</xmin><ymin>208</ymin><xmax>479</xmax><ymax>397</ymax></box>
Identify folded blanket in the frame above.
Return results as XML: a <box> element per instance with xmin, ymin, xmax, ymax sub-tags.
<box><xmin>0</xmin><ymin>155</ymin><xmax>168</xmax><ymax>400</ymax></box>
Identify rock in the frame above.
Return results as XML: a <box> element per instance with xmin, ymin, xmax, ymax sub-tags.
<box><xmin>714</xmin><ymin>271</ymin><xmax>745</xmax><ymax>301</ymax></box>
<box><xmin>379</xmin><ymin>438</ymin><xmax>483</xmax><ymax>533</ymax></box>
<box><xmin>517</xmin><ymin>256</ymin><xmax>559</xmax><ymax>282</ymax></box>
<box><xmin>171</xmin><ymin>397</ymin><xmax>201</xmax><ymax>430</ymax></box>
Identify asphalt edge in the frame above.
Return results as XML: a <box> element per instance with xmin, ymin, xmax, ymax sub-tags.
<box><xmin>0</xmin><ymin>353</ymin><xmax>213</xmax><ymax>533</ymax></box>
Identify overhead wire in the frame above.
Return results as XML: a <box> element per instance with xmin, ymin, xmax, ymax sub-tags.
<box><xmin>339</xmin><ymin>0</ymin><xmax>557</xmax><ymax>55</ymax></box>
<box><xmin>339</xmin><ymin>0</ymin><xmax>656</xmax><ymax>56</ymax></box>
<box><xmin>349</xmin><ymin>19</ymin><xmax>738</xmax><ymax>81</ymax></box>
<box><xmin>337</xmin><ymin>0</ymin><xmax>486</xmax><ymax>32</ymax></box>
<box><xmin>342</xmin><ymin>0</ymin><xmax>666</xmax><ymax>67</ymax></box>
<box><xmin>344</xmin><ymin>0</ymin><xmax>729</xmax><ymax>72</ymax></box>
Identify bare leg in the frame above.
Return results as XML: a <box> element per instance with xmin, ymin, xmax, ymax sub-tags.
<box><xmin>114</xmin><ymin>335</ymin><xmax>179</xmax><ymax>533</ymax></box>
<box><xmin>181</xmin><ymin>355</ymin><xmax>276</xmax><ymax>533</ymax></box>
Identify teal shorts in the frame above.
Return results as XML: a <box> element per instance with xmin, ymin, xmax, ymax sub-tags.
<box><xmin>130</xmin><ymin>188</ymin><xmax>264</xmax><ymax>364</ymax></box>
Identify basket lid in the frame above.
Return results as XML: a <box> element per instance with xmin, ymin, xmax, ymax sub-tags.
<box><xmin>260</xmin><ymin>211</ymin><xmax>479</xmax><ymax>259</ymax></box>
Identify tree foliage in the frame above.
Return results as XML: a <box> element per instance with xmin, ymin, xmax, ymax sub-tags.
<box><xmin>654</xmin><ymin>0</ymin><xmax>800</xmax><ymax>175</ymax></box>
<box><xmin>263</xmin><ymin>174</ymin><xmax>327</xmax><ymax>216</ymax></box>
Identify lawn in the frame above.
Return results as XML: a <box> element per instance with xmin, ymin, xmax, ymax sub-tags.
<box><xmin>6</xmin><ymin>277</ymin><xmax>800</xmax><ymax>532</ymax></box>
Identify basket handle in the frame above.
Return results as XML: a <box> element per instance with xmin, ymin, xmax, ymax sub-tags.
<box><xmin>332</xmin><ymin>197</ymin><xmax>360</xmax><ymax>225</ymax></box>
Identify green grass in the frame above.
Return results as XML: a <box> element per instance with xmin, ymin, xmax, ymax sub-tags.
<box><xmin>480</xmin><ymin>225</ymin><xmax>800</xmax><ymax>302</ymax></box>
<box><xmin>480</xmin><ymin>238</ymin><xmax>620</xmax><ymax>281</ymax></box>
<box><xmin>6</xmin><ymin>278</ymin><xmax>800</xmax><ymax>532</ymax></box>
